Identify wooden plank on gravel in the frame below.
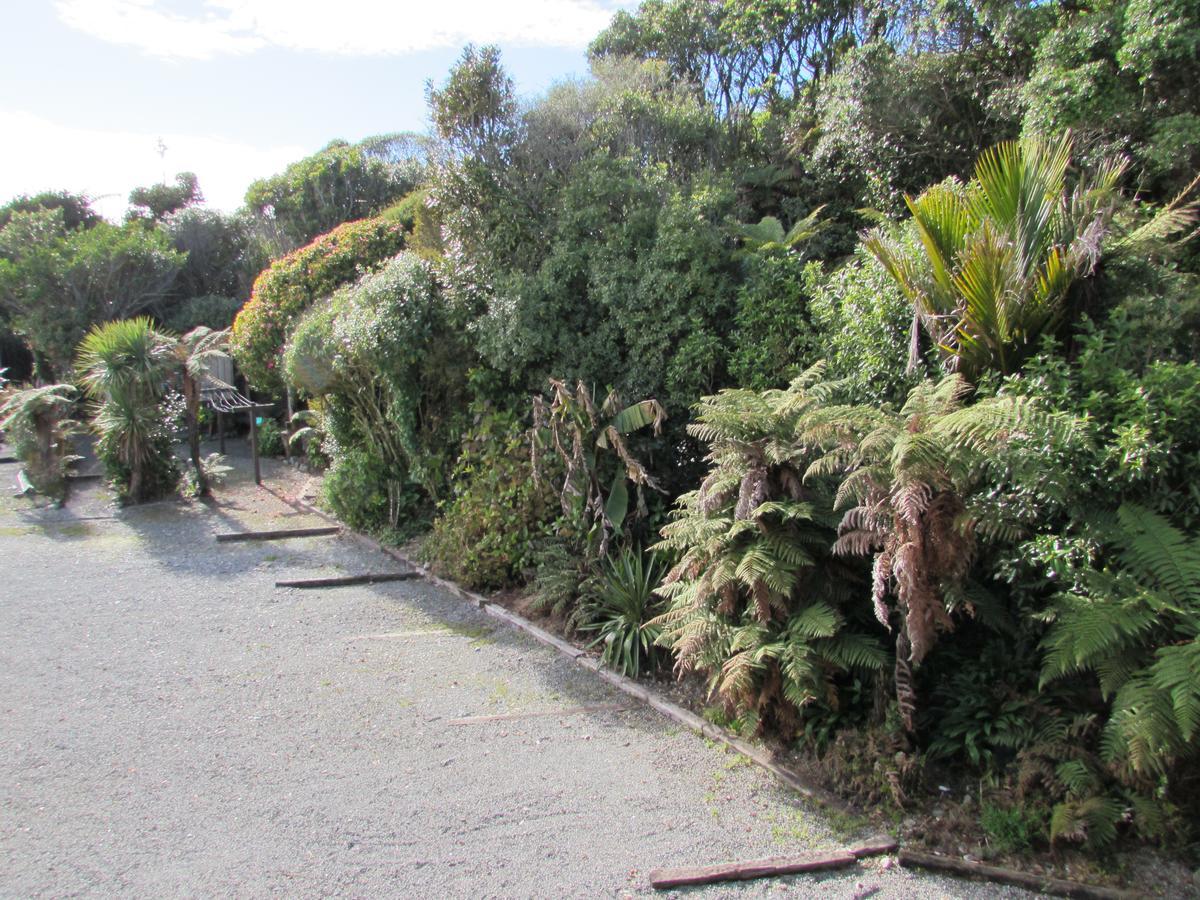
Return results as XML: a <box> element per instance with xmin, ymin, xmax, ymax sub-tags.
<box><xmin>650</xmin><ymin>850</ymin><xmax>857</xmax><ymax>889</ymax></box>
<box><xmin>848</xmin><ymin>836</ymin><xmax>899</xmax><ymax>858</ymax></box>
<box><xmin>217</xmin><ymin>526</ymin><xmax>340</xmax><ymax>543</ymax></box>
<box><xmin>275</xmin><ymin>573</ymin><xmax>419</xmax><ymax>589</ymax></box>
<box><xmin>897</xmin><ymin>850</ymin><xmax>1137</xmax><ymax>900</ymax></box>
<box><xmin>447</xmin><ymin>703</ymin><xmax>632</xmax><ymax>725</ymax></box>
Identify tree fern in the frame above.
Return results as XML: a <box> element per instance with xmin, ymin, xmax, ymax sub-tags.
<box><xmin>797</xmin><ymin>374</ymin><xmax>1080</xmax><ymax>730</ymax></box>
<box><xmin>1040</xmin><ymin>505</ymin><xmax>1200</xmax><ymax>779</ymax></box>
<box><xmin>652</xmin><ymin>367</ymin><xmax>885</xmax><ymax>739</ymax></box>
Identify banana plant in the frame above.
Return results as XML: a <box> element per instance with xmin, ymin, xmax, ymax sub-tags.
<box><xmin>531</xmin><ymin>379</ymin><xmax>666</xmax><ymax>558</ymax></box>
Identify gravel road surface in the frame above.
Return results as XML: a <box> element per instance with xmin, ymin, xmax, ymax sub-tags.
<box><xmin>0</xmin><ymin>453</ymin><xmax>1040</xmax><ymax>898</ymax></box>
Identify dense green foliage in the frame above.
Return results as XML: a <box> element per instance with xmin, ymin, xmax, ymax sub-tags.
<box><xmin>244</xmin><ymin>136</ymin><xmax>424</xmax><ymax>251</ymax></box>
<box><xmin>0</xmin><ymin>209</ymin><xmax>186</xmax><ymax>375</ymax></box>
<box><xmin>284</xmin><ymin>252</ymin><xmax>470</xmax><ymax>530</ymax></box>
<box><xmin>7</xmin><ymin>0</ymin><xmax>1199</xmax><ymax>860</ymax></box>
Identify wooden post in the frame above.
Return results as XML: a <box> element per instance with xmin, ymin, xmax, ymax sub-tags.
<box><xmin>284</xmin><ymin>388</ymin><xmax>295</xmax><ymax>460</ymax></box>
<box><xmin>248</xmin><ymin>404</ymin><xmax>261</xmax><ymax>485</ymax></box>
<box><xmin>217</xmin><ymin>411</ymin><xmax>225</xmax><ymax>454</ymax></box>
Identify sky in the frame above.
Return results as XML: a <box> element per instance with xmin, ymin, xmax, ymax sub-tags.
<box><xmin>1</xmin><ymin>0</ymin><xmax>636</xmax><ymax>221</ymax></box>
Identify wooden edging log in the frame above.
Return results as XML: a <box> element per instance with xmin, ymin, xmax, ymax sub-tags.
<box><xmin>216</xmin><ymin>525</ymin><xmax>340</xmax><ymax>543</ymax></box>
<box><xmin>0</xmin><ymin>455</ymin><xmax>17</xmax><ymax>464</ymax></box>
<box><xmin>650</xmin><ymin>850</ymin><xmax>857</xmax><ymax>889</ymax></box>
<box><xmin>275</xmin><ymin>573</ymin><xmax>419</xmax><ymax>589</ymax></box>
<box><xmin>897</xmin><ymin>850</ymin><xmax>1137</xmax><ymax>900</ymax></box>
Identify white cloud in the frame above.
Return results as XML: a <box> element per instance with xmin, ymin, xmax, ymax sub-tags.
<box><xmin>0</xmin><ymin>108</ymin><xmax>305</xmax><ymax>220</ymax></box>
<box><xmin>55</xmin><ymin>0</ymin><xmax>632</xmax><ymax>60</ymax></box>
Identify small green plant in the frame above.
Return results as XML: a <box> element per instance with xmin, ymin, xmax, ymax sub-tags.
<box><xmin>579</xmin><ymin>548</ymin><xmax>664</xmax><ymax>678</ymax></box>
<box><xmin>255</xmin><ymin>417</ymin><xmax>284</xmax><ymax>456</ymax></box>
<box><xmin>181</xmin><ymin>452</ymin><xmax>232</xmax><ymax>498</ymax></box>
<box><xmin>980</xmin><ymin>801</ymin><xmax>1044</xmax><ymax>855</ymax></box>
<box><xmin>288</xmin><ymin>408</ymin><xmax>328</xmax><ymax>469</ymax></box>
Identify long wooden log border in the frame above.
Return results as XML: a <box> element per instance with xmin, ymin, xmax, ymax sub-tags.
<box><xmin>275</xmin><ymin>572</ymin><xmax>419</xmax><ymax>589</ymax></box>
<box><xmin>0</xmin><ymin>455</ymin><xmax>17</xmax><ymax>464</ymax></box>
<box><xmin>649</xmin><ymin>850</ymin><xmax>857</xmax><ymax>889</ymax></box>
<box><xmin>216</xmin><ymin>525</ymin><xmax>340</xmax><ymax>543</ymax></box>
<box><xmin>273</xmin><ymin>489</ymin><xmax>1140</xmax><ymax>899</ymax></box>
<box><xmin>897</xmin><ymin>850</ymin><xmax>1138</xmax><ymax>900</ymax></box>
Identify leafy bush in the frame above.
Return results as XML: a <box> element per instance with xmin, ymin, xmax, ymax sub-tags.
<box><xmin>421</xmin><ymin>408</ymin><xmax>555</xmax><ymax>590</ymax></box>
<box><xmin>727</xmin><ymin>253</ymin><xmax>815</xmax><ymax>390</ymax></box>
<box><xmin>255</xmin><ymin>418</ymin><xmax>284</xmax><ymax>457</ymax></box>
<box><xmin>244</xmin><ymin>138</ymin><xmax>420</xmax><ymax>249</ymax></box>
<box><xmin>285</xmin><ymin>252</ymin><xmax>470</xmax><ymax>529</ymax></box>
<box><xmin>806</xmin><ymin>242</ymin><xmax>925</xmax><ymax>405</ymax></box>
<box><xmin>230</xmin><ymin>216</ymin><xmax>405</xmax><ymax>392</ymax></box>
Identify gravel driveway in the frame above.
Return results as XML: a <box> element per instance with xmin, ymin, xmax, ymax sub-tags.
<box><xmin>0</xmin><ymin>453</ymin><xmax>1040</xmax><ymax>898</ymax></box>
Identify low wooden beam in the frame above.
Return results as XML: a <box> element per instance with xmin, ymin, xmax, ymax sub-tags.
<box><xmin>650</xmin><ymin>850</ymin><xmax>857</xmax><ymax>889</ymax></box>
<box><xmin>897</xmin><ymin>850</ymin><xmax>1136</xmax><ymax>900</ymax></box>
<box><xmin>275</xmin><ymin>572</ymin><xmax>419</xmax><ymax>589</ymax></box>
<box><xmin>216</xmin><ymin>526</ymin><xmax>340</xmax><ymax>543</ymax></box>
<box><xmin>848</xmin><ymin>837</ymin><xmax>899</xmax><ymax>858</ymax></box>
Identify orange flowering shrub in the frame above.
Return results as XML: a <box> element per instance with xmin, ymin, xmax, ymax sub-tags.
<box><xmin>230</xmin><ymin>216</ymin><xmax>405</xmax><ymax>391</ymax></box>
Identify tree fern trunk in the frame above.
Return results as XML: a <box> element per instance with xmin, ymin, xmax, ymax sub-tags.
<box><xmin>895</xmin><ymin>628</ymin><xmax>917</xmax><ymax>733</ymax></box>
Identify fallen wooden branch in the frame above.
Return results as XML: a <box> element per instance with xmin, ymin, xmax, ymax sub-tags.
<box><xmin>897</xmin><ymin>850</ymin><xmax>1136</xmax><ymax>900</ymax></box>
<box><xmin>216</xmin><ymin>525</ymin><xmax>340</xmax><ymax>543</ymax></box>
<box><xmin>650</xmin><ymin>850</ymin><xmax>857</xmax><ymax>889</ymax></box>
<box><xmin>274</xmin><ymin>572</ymin><xmax>419</xmax><ymax>589</ymax></box>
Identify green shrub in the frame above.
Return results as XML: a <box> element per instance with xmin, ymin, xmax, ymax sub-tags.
<box><xmin>230</xmin><ymin>216</ymin><xmax>405</xmax><ymax>392</ymax></box>
<box><xmin>981</xmin><ymin>801</ymin><xmax>1044</xmax><ymax>855</ymax></box>
<box><xmin>727</xmin><ymin>253</ymin><xmax>816</xmax><ymax>390</ymax></box>
<box><xmin>421</xmin><ymin>408</ymin><xmax>555</xmax><ymax>590</ymax></box>
<box><xmin>806</xmin><ymin>243</ymin><xmax>925</xmax><ymax>406</ymax></box>
<box><xmin>321</xmin><ymin>445</ymin><xmax>413</xmax><ymax>533</ymax></box>
<box><xmin>255</xmin><ymin>418</ymin><xmax>283</xmax><ymax>457</ymax></box>
<box><xmin>285</xmin><ymin>252</ymin><xmax>471</xmax><ymax>530</ymax></box>
<box><xmin>75</xmin><ymin>317</ymin><xmax>179</xmax><ymax>504</ymax></box>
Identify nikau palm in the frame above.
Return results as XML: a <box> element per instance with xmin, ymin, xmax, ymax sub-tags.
<box><xmin>865</xmin><ymin>133</ymin><xmax>1125</xmax><ymax>379</ymax></box>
